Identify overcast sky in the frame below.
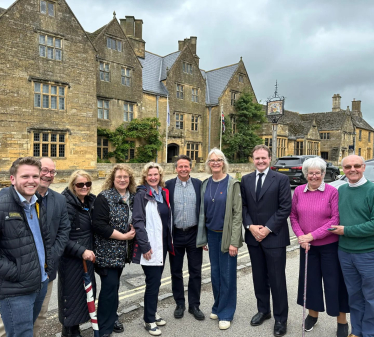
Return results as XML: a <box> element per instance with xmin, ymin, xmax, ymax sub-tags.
<box><xmin>2</xmin><ymin>0</ymin><xmax>374</xmax><ymax>126</ymax></box>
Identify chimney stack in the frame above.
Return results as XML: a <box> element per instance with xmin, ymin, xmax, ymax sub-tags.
<box><xmin>120</xmin><ymin>16</ymin><xmax>145</xmax><ymax>58</ymax></box>
<box><xmin>351</xmin><ymin>98</ymin><xmax>362</xmax><ymax>118</ymax></box>
<box><xmin>332</xmin><ymin>94</ymin><xmax>341</xmax><ymax>112</ymax></box>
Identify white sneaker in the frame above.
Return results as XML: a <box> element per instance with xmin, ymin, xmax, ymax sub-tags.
<box><xmin>144</xmin><ymin>322</ymin><xmax>162</xmax><ymax>336</ymax></box>
<box><xmin>219</xmin><ymin>321</ymin><xmax>231</xmax><ymax>330</ymax></box>
<box><xmin>155</xmin><ymin>312</ymin><xmax>166</xmax><ymax>326</ymax></box>
<box><xmin>210</xmin><ymin>313</ymin><xmax>218</xmax><ymax>320</ymax></box>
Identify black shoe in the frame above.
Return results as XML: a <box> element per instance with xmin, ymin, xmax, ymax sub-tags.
<box><xmin>62</xmin><ymin>325</ymin><xmax>82</xmax><ymax>337</ymax></box>
<box><xmin>188</xmin><ymin>306</ymin><xmax>205</xmax><ymax>321</ymax></box>
<box><xmin>304</xmin><ymin>315</ymin><xmax>318</xmax><ymax>331</ymax></box>
<box><xmin>250</xmin><ymin>312</ymin><xmax>271</xmax><ymax>326</ymax></box>
<box><xmin>102</xmin><ymin>335</ymin><xmax>111</xmax><ymax>337</ymax></box>
<box><xmin>337</xmin><ymin>323</ymin><xmax>349</xmax><ymax>337</ymax></box>
<box><xmin>174</xmin><ymin>304</ymin><xmax>185</xmax><ymax>319</ymax></box>
<box><xmin>274</xmin><ymin>321</ymin><xmax>287</xmax><ymax>337</ymax></box>
<box><xmin>113</xmin><ymin>319</ymin><xmax>124</xmax><ymax>333</ymax></box>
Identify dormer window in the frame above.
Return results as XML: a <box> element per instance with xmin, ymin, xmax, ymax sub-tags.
<box><xmin>40</xmin><ymin>1</ymin><xmax>55</xmax><ymax>17</ymax></box>
<box><xmin>107</xmin><ymin>37</ymin><xmax>122</xmax><ymax>52</ymax></box>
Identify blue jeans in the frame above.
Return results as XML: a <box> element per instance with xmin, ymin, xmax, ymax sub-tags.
<box><xmin>207</xmin><ymin>230</ymin><xmax>237</xmax><ymax>321</ymax></box>
<box><xmin>0</xmin><ymin>279</ymin><xmax>49</xmax><ymax>337</ymax></box>
<box><xmin>339</xmin><ymin>250</ymin><xmax>374</xmax><ymax>337</ymax></box>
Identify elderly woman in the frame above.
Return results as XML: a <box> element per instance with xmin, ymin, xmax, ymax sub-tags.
<box><xmin>132</xmin><ymin>162</ymin><xmax>173</xmax><ymax>336</ymax></box>
<box><xmin>196</xmin><ymin>148</ymin><xmax>242</xmax><ymax>331</ymax></box>
<box><xmin>290</xmin><ymin>157</ymin><xmax>349</xmax><ymax>337</ymax></box>
<box><xmin>92</xmin><ymin>164</ymin><xmax>136</xmax><ymax>337</ymax></box>
<box><xmin>60</xmin><ymin>170</ymin><xmax>96</xmax><ymax>337</ymax></box>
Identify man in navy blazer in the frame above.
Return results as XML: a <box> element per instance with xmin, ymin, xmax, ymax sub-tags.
<box><xmin>241</xmin><ymin>145</ymin><xmax>292</xmax><ymax>337</ymax></box>
<box><xmin>165</xmin><ymin>155</ymin><xmax>204</xmax><ymax>321</ymax></box>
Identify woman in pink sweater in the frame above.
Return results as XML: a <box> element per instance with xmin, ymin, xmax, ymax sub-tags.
<box><xmin>290</xmin><ymin>157</ymin><xmax>349</xmax><ymax>337</ymax></box>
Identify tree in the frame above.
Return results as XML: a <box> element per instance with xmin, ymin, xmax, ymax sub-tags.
<box><xmin>98</xmin><ymin>117</ymin><xmax>162</xmax><ymax>163</ymax></box>
<box><xmin>222</xmin><ymin>90</ymin><xmax>266</xmax><ymax>162</ymax></box>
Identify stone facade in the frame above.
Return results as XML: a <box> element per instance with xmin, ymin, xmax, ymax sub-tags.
<box><xmin>0</xmin><ymin>0</ymin><xmax>97</xmax><ymax>172</ymax></box>
<box><xmin>259</xmin><ymin>95</ymin><xmax>374</xmax><ymax>165</ymax></box>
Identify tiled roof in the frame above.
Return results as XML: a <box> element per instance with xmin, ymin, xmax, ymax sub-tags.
<box><xmin>139</xmin><ymin>52</ymin><xmax>168</xmax><ymax>96</ymax></box>
<box><xmin>205</xmin><ymin>64</ymin><xmax>239</xmax><ymax>105</ymax></box>
<box><xmin>352</xmin><ymin>116</ymin><xmax>374</xmax><ymax>131</ymax></box>
<box><xmin>300</xmin><ymin>111</ymin><xmax>348</xmax><ymax>131</ymax></box>
<box><xmin>86</xmin><ymin>25</ymin><xmax>107</xmax><ymax>42</ymax></box>
<box><xmin>160</xmin><ymin>51</ymin><xmax>180</xmax><ymax>81</ymax></box>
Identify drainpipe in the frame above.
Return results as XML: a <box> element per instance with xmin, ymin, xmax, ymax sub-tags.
<box><xmin>208</xmin><ymin>106</ymin><xmax>212</xmax><ymax>152</ymax></box>
<box><xmin>156</xmin><ymin>95</ymin><xmax>159</xmax><ymax>162</ymax></box>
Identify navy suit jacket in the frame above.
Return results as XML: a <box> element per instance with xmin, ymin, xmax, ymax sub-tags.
<box><xmin>165</xmin><ymin>177</ymin><xmax>201</xmax><ymax>227</ymax></box>
<box><xmin>241</xmin><ymin>169</ymin><xmax>292</xmax><ymax>248</ymax></box>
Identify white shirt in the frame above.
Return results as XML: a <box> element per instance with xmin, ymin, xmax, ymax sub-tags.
<box><xmin>348</xmin><ymin>176</ymin><xmax>367</xmax><ymax>188</ymax></box>
<box><xmin>255</xmin><ymin>167</ymin><xmax>270</xmax><ymax>192</ymax></box>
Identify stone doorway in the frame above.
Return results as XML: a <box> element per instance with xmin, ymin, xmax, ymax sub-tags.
<box><xmin>167</xmin><ymin>143</ymin><xmax>179</xmax><ymax>163</ymax></box>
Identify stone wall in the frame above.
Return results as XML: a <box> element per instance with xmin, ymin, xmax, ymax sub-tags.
<box><xmin>96</xmin><ymin>162</ymin><xmax>254</xmax><ymax>178</ymax></box>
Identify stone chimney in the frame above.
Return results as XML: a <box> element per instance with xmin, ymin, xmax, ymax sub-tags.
<box><xmin>332</xmin><ymin>94</ymin><xmax>341</xmax><ymax>112</ymax></box>
<box><xmin>351</xmin><ymin>98</ymin><xmax>362</xmax><ymax>118</ymax></box>
<box><xmin>177</xmin><ymin>36</ymin><xmax>199</xmax><ymax>67</ymax></box>
<box><xmin>120</xmin><ymin>16</ymin><xmax>145</xmax><ymax>58</ymax></box>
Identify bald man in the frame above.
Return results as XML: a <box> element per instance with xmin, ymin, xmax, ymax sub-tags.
<box><xmin>331</xmin><ymin>155</ymin><xmax>374</xmax><ymax>337</ymax></box>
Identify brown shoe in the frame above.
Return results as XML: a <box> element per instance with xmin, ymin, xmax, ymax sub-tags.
<box><xmin>348</xmin><ymin>334</ymin><xmax>359</xmax><ymax>337</ymax></box>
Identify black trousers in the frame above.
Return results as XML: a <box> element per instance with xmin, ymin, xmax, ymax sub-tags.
<box><xmin>142</xmin><ymin>244</ymin><xmax>168</xmax><ymax>323</ymax></box>
<box><xmin>297</xmin><ymin>242</ymin><xmax>349</xmax><ymax>316</ymax></box>
<box><xmin>169</xmin><ymin>226</ymin><xmax>203</xmax><ymax>308</ymax></box>
<box><xmin>97</xmin><ymin>267</ymin><xmax>123</xmax><ymax>336</ymax></box>
<box><xmin>248</xmin><ymin>244</ymin><xmax>288</xmax><ymax>323</ymax></box>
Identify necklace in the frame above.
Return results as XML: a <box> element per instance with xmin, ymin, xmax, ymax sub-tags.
<box><xmin>209</xmin><ymin>178</ymin><xmax>221</xmax><ymax>202</ymax></box>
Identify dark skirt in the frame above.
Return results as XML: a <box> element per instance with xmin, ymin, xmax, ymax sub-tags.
<box><xmin>297</xmin><ymin>241</ymin><xmax>349</xmax><ymax>316</ymax></box>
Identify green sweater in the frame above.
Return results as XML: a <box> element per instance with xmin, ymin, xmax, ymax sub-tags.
<box><xmin>338</xmin><ymin>180</ymin><xmax>374</xmax><ymax>253</ymax></box>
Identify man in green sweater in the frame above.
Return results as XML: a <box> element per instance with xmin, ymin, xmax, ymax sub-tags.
<box><xmin>332</xmin><ymin>155</ymin><xmax>374</xmax><ymax>337</ymax></box>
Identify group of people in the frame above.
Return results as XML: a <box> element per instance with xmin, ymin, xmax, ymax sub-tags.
<box><xmin>0</xmin><ymin>144</ymin><xmax>372</xmax><ymax>337</ymax></box>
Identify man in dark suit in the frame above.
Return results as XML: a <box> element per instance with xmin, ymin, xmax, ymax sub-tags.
<box><xmin>165</xmin><ymin>155</ymin><xmax>205</xmax><ymax>321</ymax></box>
<box><xmin>241</xmin><ymin>145</ymin><xmax>292</xmax><ymax>337</ymax></box>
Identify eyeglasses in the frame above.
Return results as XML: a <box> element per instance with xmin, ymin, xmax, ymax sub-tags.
<box><xmin>343</xmin><ymin>164</ymin><xmax>363</xmax><ymax>170</ymax></box>
<box><xmin>74</xmin><ymin>182</ymin><xmax>92</xmax><ymax>188</ymax></box>
<box><xmin>209</xmin><ymin>159</ymin><xmax>223</xmax><ymax>164</ymax></box>
<box><xmin>41</xmin><ymin>167</ymin><xmax>57</xmax><ymax>176</ymax></box>
<box><xmin>115</xmin><ymin>175</ymin><xmax>129</xmax><ymax>181</ymax></box>
<box><xmin>307</xmin><ymin>172</ymin><xmax>322</xmax><ymax>177</ymax></box>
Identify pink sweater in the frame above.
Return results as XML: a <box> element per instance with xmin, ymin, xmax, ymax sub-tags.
<box><xmin>290</xmin><ymin>184</ymin><xmax>339</xmax><ymax>246</ymax></box>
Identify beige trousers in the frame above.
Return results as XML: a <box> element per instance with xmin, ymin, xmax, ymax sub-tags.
<box><xmin>0</xmin><ymin>280</ymin><xmax>54</xmax><ymax>337</ymax></box>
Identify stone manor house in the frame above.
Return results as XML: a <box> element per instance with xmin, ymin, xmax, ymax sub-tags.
<box><xmin>0</xmin><ymin>0</ymin><xmax>373</xmax><ymax>175</ymax></box>
<box><xmin>0</xmin><ymin>0</ymin><xmax>256</xmax><ymax>174</ymax></box>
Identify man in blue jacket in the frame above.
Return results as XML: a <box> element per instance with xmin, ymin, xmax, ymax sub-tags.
<box><xmin>165</xmin><ymin>155</ymin><xmax>204</xmax><ymax>321</ymax></box>
<box><xmin>0</xmin><ymin>157</ymin><xmax>54</xmax><ymax>337</ymax></box>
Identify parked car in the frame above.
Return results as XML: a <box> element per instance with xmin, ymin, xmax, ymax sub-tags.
<box><xmin>329</xmin><ymin>159</ymin><xmax>374</xmax><ymax>189</ymax></box>
<box><xmin>271</xmin><ymin>155</ymin><xmax>340</xmax><ymax>185</ymax></box>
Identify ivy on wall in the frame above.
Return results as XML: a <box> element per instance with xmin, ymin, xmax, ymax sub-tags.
<box><xmin>98</xmin><ymin>118</ymin><xmax>163</xmax><ymax>163</ymax></box>
<box><xmin>222</xmin><ymin>90</ymin><xmax>267</xmax><ymax>163</ymax></box>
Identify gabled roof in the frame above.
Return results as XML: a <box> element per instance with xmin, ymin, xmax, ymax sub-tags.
<box><xmin>205</xmin><ymin>63</ymin><xmax>239</xmax><ymax>105</ymax></box>
<box><xmin>139</xmin><ymin>51</ymin><xmax>168</xmax><ymax>96</ymax></box>
<box><xmin>160</xmin><ymin>51</ymin><xmax>180</xmax><ymax>81</ymax></box>
<box><xmin>351</xmin><ymin>116</ymin><xmax>374</xmax><ymax>131</ymax></box>
<box><xmin>86</xmin><ymin>25</ymin><xmax>107</xmax><ymax>42</ymax></box>
<box><xmin>287</xmin><ymin>120</ymin><xmax>315</xmax><ymax>138</ymax></box>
